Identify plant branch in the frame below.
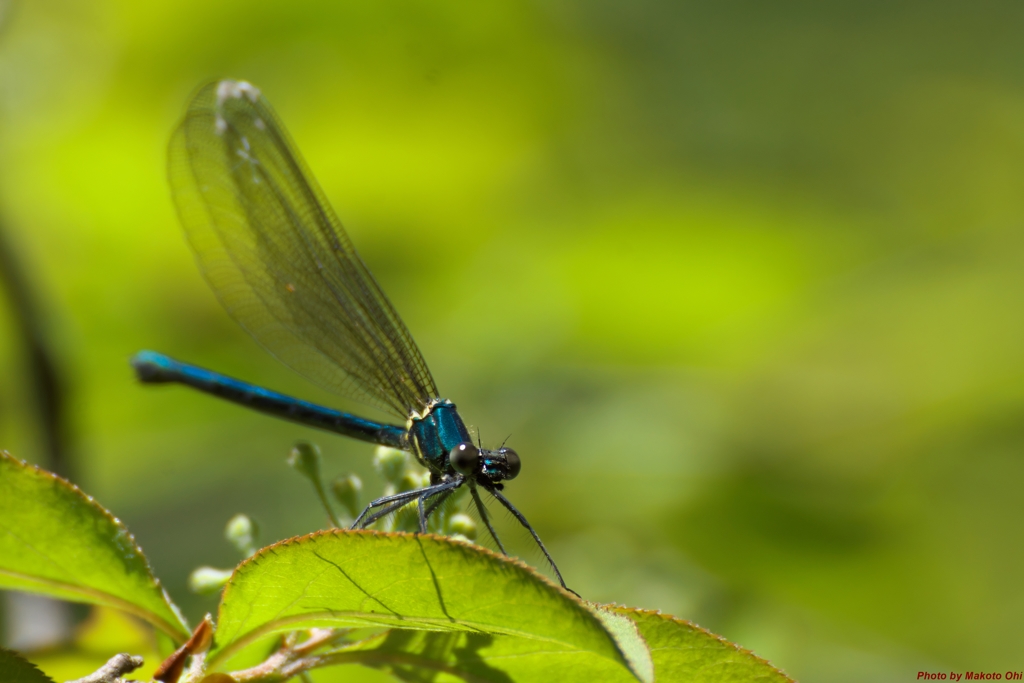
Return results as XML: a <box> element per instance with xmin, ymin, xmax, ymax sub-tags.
<box><xmin>227</xmin><ymin>629</ymin><xmax>354</xmax><ymax>682</ymax></box>
<box><xmin>235</xmin><ymin>649</ymin><xmax>494</xmax><ymax>683</ymax></box>
<box><xmin>65</xmin><ymin>654</ymin><xmax>143</xmax><ymax>683</ymax></box>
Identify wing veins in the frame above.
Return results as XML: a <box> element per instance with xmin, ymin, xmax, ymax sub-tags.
<box><xmin>169</xmin><ymin>81</ymin><xmax>439</xmax><ymax>416</ymax></box>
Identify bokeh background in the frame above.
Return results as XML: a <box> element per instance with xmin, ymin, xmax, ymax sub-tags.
<box><xmin>2</xmin><ymin>1</ymin><xmax>1024</xmax><ymax>681</ymax></box>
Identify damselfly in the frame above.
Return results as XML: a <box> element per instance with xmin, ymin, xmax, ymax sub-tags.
<box><xmin>132</xmin><ymin>80</ymin><xmax>568</xmax><ymax>589</ymax></box>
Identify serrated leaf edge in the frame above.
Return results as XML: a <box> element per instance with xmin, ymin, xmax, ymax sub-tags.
<box><xmin>0</xmin><ymin>452</ymin><xmax>191</xmax><ymax>641</ymax></box>
<box><xmin>589</xmin><ymin>604</ymin><xmax>654</xmax><ymax>683</ymax></box>
<box><xmin>612</xmin><ymin>606</ymin><xmax>796</xmax><ymax>683</ymax></box>
<box><xmin>209</xmin><ymin>529</ymin><xmax>648</xmax><ymax>681</ymax></box>
<box><xmin>0</xmin><ymin>646</ymin><xmax>57</xmax><ymax>683</ymax></box>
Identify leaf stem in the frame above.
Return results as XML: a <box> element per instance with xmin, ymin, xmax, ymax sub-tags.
<box><xmin>314</xmin><ymin>480</ymin><xmax>342</xmax><ymax>528</ymax></box>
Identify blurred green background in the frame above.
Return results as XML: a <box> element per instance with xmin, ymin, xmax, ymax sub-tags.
<box><xmin>2</xmin><ymin>1</ymin><xmax>1024</xmax><ymax>681</ymax></box>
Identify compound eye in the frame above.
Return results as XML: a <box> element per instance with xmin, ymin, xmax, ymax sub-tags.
<box><xmin>501</xmin><ymin>447</ymin><xmax>521</xmax><ymax>480</ymax></box>
<box><xmin>449</xmin><ymin>442</ymin><xmax>480</xmax><ymax>476</ymax></box>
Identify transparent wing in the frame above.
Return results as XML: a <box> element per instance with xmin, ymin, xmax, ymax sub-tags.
<box><xmin>168</xmin><ymin>80</ymin><xmax>438</xmax><ymax>417</ymax></box>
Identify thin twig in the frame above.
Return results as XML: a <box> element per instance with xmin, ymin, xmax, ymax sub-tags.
<box><xmin>292</xmin><ymin>628</ymin><xmax>344</xmax><ymax>655</ymax></box>
<box><xmin>313</xmin><ymin>478</ymin><xmax>342</xmax><ymax>528</ymax></box>
<box><xmin>65</xmin><ymin>654</ymin><xmax>143</xmax><ymax>683</ymax></box>
<box><xmin>228</xmin><ymin>628</ymin><xmax>353</xmax><ymax>681</ymax></box>
<box><xmin>228</xmin><ymin>650</ymin><xmax>291</xmax><ymax>682</ymax></box>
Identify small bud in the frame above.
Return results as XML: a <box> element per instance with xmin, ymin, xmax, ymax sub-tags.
<box><xmin>224</xmin><ymin>514</ymin><xmax>259</xmax><ymax>557</ymax></box>
<box><xmin>331</xmin><ymin>473</ymin><xmax>363</xmax><ymax>519</ymax></box>
<box><xmin>393</xmin><ymin>504</ymin><xmax>420</xmax><ymax>533</ymax></box>
<box><xmin>373</xmin><ymin>446</ymin><xmax>408</xmax><ymax>483</ymax></box>
<box><xmin>192</xmin><ymin>614</ymin><xmax>215</xmax><ymax>652</ymax></box>
<box><xmin>398</xmin><ymin>470</ymin><xmax>426</xmax><ymax>494</ymax></box>
<box><xmin>188</xmin><ymin>567</ymin><xmax>233</xmax><ymax>595</ymax></box>
<box><xmin>448</xmin><ymin>512</ymin><xmax>477</xmax><ymax>540</ymax></box>
<box><xmin>288</xmin><ymin>441</ymin><xmax>322</xmax><ymax>481</ymax></box>
<box><xmin>289</xmin><ymin>441</ymin><xmax>342</xmax><ymax>527</ymax></box>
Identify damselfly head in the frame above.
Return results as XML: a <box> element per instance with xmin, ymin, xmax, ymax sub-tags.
<box><xmin>448</xmin><ymin>442</ymin><xmax>521</xmax><ymax>483</ymax></box>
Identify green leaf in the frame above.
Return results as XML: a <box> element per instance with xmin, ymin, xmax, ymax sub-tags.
<box><xmin>324</xmin><ymin>606</ymin><xmax>792</xmax><ymax>682</ymax></box>
<box><xmin>617</xmin><ymin>608</ymin><xmax>793</xmax><ymax>682</ymax></box>
<box><xmin>0</xmin><ymin>452</ymin><xmax>190</xmax><ymax>641</ymax></box>
<box><xmin>591</xmin><ymin>605</ymin><xmax>654</xmax><ymax>682</ymax></box>
<box><xmin>332</xmin><ymin>630</ymin><xmax>639</xmax><ymax>682</ymax></box>
<box><xmin>210</xmin><ymin>530</ymin><xmax>651</xmax><ymax>682</ymax></box>
<box><xmin>0</xmin><ymin>648</ymin><xmax>56</xmax><ymax>683</ymax></box>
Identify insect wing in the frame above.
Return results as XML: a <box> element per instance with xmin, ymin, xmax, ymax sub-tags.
<box><xmin>167</xmin><ymin>80</ymin><xmax>438</xmax><ymax>417</ymax></box>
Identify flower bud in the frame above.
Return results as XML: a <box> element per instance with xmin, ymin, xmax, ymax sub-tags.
<box><xmin>373</xmin><ymin>446</ymin><xmax>408</xmax><ymax>483</ymax></box>
<box><xmin>288</xmin><ymin>441</ymin><xmax>322</xmax><ymax>481</ymax></box>
<box><xmin>331</xmin><ymin>473</ymin><xmax>362</xmax><ymax>519</ymax></box>
<box><xmin>448</xmin><ymin>512</ymin><xmax>477</xmax><ymax>540</ymax></box>
<box><xmin>224</xmin><ymin>514</ymin><xmax>259</xmax><ymax>557</ymax></box>
<box><xmin>188</xmin><ymin>567</ymin><xmax>233</xmax><ymax>595</ymax></box>
<box><xmin>398</xmin><ymin>471</ymin><xmax>424</xmax><ymax>494</ymax></box>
